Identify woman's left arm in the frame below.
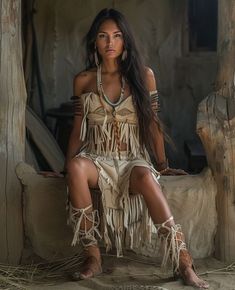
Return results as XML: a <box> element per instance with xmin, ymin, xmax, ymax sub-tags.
<box><xmin>145</xmin><ymin>67</ymin><xmax>187</xmax><ymax>175</ymax></box>
<box><xmin>144</xmin><ymin>68</ymin><xmax>167</xmax><ymax>171</ymax></box>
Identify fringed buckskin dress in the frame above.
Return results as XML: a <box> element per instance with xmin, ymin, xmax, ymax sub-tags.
<box><xmin>68</xmin><ymin>81</ymin><xmax>160</xmax><ymax>257</ymax></box>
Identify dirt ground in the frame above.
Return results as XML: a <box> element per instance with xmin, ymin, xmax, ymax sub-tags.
<box><xmin>24</xmin><ymin>253</ymin><xmax>235</xmax><ymax>290</ymax></box>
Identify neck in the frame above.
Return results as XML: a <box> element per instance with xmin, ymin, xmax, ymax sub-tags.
<box><xmin>101</xmin><ymin>59</ymin><xmax>120</xmax><ymax>74</ymax></box>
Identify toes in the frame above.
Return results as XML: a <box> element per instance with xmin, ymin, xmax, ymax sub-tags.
<box><xmin>199</xmin><ymin>281</ymin><xmax>209</xmax><ymax>289</ymax></box>
<box><xmin>181</xmin><ymin>267</ymin><xmax>209</xmax><ymax>289</ymax></box>
<box><xmin>70</xmin><ymin>255</ymin><xmax>102</xmax><ymax>281</ymax></box>
<box><xmin>70</xmin><ymin>271</ymin><xmax>81</xmax><ymax>281</ymax></box>
<box><xmin>183</xmin><ymin>274</ymin><xmax>209</xmax><ymax>288</ymax></box>
<box><xmin>70</xmin><ymin>269</ymin><xmax>94</xmax><ymax>280</ymax></box>
<box><xmin>192</xmin><ymin>279</ymin><xmax>209</xmax><ymax>289</ymax></box>
<box><xmin>80</xmin><ymin>268</ymin><xmax>94</xmax><ymax>280</ymax></box>
<box><xmin>196</xmin><ymin>278</ymin><xmax>209</xmax><ymax>289</ymax></box>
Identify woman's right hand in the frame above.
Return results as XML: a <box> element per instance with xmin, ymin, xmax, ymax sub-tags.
<box><xmin>38</xmin><ymin>171</ymin><xmax>65</xmax><ymax>178</ymax></box>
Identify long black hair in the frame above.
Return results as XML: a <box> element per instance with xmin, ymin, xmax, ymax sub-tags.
<box><xmin>84</xmin><ymin>8</ymin><xmax>162</xmax><ymax>150</ymax></box>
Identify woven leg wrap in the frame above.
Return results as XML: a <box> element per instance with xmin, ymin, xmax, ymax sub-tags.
<box><xmin>155</xmin><ymin>216</ymin><xmax>187</xmax><ymax>273</ymax></box>
<box><xmin>68</xmin><ymin>203</ymin><xmax>102</xmax><ymax>247</ymax></box>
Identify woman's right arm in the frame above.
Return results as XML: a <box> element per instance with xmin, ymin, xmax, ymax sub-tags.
<box><xmin>64</xmin><ymin>73</ymin><xmax>87</xmax><ymax>170</ymax></box>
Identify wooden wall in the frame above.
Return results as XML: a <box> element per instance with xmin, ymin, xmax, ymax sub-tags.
<box><xmin>0</xmin><ymin>0</ymin><xmax>27</xmax><ymax>263</ymax></box>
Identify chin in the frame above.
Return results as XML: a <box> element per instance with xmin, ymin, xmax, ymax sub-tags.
<box><xmin>103</xmin><ymin>55</ymin><xmax>119</xmax><ymax>60</ymax></box>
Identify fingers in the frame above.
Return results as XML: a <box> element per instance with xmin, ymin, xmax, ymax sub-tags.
<box><xmin>38</xmin><ymin>171</ymin><xmax>64</xmax><ymax>178</ymax></box>
<box><xmin>160</xmin><ymin>168</ymin><xmax>188</xmax><ymax>176</ymax></box>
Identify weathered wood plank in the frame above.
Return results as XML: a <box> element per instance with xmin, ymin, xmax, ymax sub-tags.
<box><xmin>0</xmin><ymin>0</ymin><xmax>27</xmax><ymax>263</ymax></box>
<box><xmin>26</xmin><ymin>106</ymin><xmax>65</xmax><ymax>172</ymax></box>
<box><xmin>25</xmin><ymin>139</ymin><xmax>40</xmax><ymax>171</ymax></box>
<box><xmin>197</xmin><ymin>0</ymin><xmax>235</xmax><ymax>262</ymax></box>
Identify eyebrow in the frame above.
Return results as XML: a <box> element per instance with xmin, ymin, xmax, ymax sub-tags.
<box><xmin>98</xmin><ymin>30</ymin><xmax>122</xmax><ymax>34</ymax></box>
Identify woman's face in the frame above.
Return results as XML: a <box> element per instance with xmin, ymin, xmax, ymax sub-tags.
<box><xmin>95</xmin><ymin>19</ymin><xmax>124</xmax><ymax>61</ymax></box>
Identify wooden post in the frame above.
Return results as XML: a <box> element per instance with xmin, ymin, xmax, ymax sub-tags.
<box><xmin>197</xmin><ymin>0</ymin><xmax>235</xmax><ymax>261</ymax></box>
<box><xmin>0</xmin><ymin>0</ymin><xmax>26</xmax><ymax>263</ymax></box>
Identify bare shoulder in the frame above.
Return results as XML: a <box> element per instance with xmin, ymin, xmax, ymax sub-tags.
<box><xmin>73</xmin><ymin>68</ymin><xmax>96</xmax><ymax>96</ymax></box>
<box><xmin>144</xmin><ymin>66</ymin><xmax>157</xmax><ymax>92</ymax></box>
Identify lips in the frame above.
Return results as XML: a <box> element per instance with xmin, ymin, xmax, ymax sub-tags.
<box><xmin>106</xmin><ymin>49</ymin><xmax>115</xmax><ymax>52</ymax></box>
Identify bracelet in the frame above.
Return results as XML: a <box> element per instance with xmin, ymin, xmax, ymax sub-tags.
<box><xmin>156</xmin><ymin>159</ymin><xmax>168</xmax><ymax>171</ymax></box>
<box><xmin>159</xmin><ymin>167</ymin><xmax>170</xmax><ymax>174</ymax></box>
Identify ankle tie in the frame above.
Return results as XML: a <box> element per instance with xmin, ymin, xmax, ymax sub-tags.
<box><xmin>155</xmin><ymin>216</ymin><xmax>187</xmax><ymax>272</ymax></box>
<box><xmin>69</xmin><ymin>204</ymin><xmax>102</xmax><ymax>247</ymax></box>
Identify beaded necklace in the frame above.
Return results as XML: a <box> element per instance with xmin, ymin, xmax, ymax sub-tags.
<box><xmin>97</xmin><ymin>64</ymin><xmax>125</xmax><ymax>108</ymax></box>
<box><xmin>97</xmin><ymin>65</ymin><xmax>124</xmax><ymax>159</ymax></box>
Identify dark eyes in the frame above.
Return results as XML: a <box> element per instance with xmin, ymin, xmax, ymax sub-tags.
<box><xmin>98</xmin><ymin>33</ymin><xmax>106</xmax><ymax>38</ymax></box>
<box><xmin>114</xmin><ymin>33</ymin><xmax>122</xmax><ymax>38</ymax></box>
<box><xmin>97</xmin><ymin>33</ymin><xmax>123</xmax><ymax>39</ymax></box>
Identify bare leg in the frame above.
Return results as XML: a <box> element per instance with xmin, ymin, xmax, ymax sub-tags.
<box><xmin>67</xmin><ymin>156</ymin><xmax>102</xmax><ymax>279</ymax></box>
<box><xmin>129</xmin><ymin>166</ymin><xmax>209</xmax><ymax>289</ymax></box>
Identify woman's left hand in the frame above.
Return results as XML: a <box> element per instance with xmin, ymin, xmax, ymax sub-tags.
<box><xmin>160</xmin><ymin>167</ymin><xmax>188</xmax><ymax>176</ymax></box>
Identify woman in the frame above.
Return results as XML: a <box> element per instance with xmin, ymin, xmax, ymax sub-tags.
<box><xmin>65</xmin><ymin>8</ymin><xmax>209</xmax><ymax>288</ymax></box>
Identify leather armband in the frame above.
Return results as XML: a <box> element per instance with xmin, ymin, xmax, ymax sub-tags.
<box><xmin>71</xmin><ymin>95</ymin><xmax>82</xmax><ymax>116</ymax></box>
<box><xmin>150</xmin><ymin>91</ymin><xmax>160</xmax><ymax>113</ymax></box>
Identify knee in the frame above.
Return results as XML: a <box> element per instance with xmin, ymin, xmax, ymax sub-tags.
<box><xmin>67</xmin><ymin>157</ymin><xmax>87</xmax><ymax>177</ymax></box>
<box><xmin>132</xmin><ymin>167</ymin><xmax>153</xmax><ymax>187</ymax></box>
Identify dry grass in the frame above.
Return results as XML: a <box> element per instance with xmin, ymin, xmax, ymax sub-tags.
<box><xmin>200</xmin><ymin>262</ymin><xmax>235</xmax><ymax>276</ymax></box>
<box><xmin>0</xmin><ymin>252</ymin><xmax>83</xmax><ymax>290</ymax></box>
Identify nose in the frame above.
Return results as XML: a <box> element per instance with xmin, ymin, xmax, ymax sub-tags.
<box><xmin>107</xmin><ymin>36</ymin><xmax>113</xmax><ymax>47</ymax></box>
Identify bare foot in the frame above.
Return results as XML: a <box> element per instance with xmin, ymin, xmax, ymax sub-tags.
<box><xmin>181</xmin><ymin>266</ymin><xmax>209</xmax><ymax>289</ymax></box>
<box><xmin>70</xmin><ymin>246</ymin><xmax>102</xmax><ymax>280</ymax></box>
<box><xmin>79</xmin><ymin>255</ymin><xmax>102</xmax><ymax>279</ymax></box>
